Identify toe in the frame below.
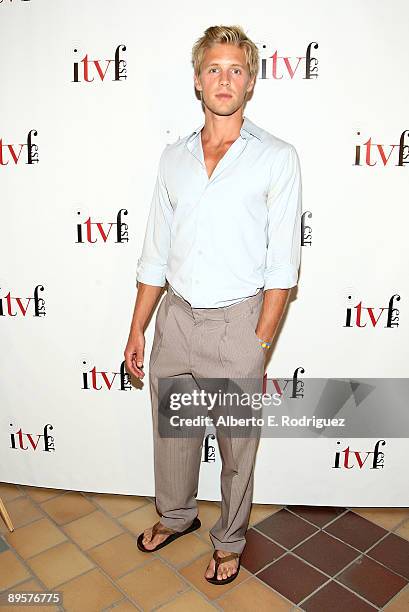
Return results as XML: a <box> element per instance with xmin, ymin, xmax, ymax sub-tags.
<box><xmin>205</xmin><ymin>560</ymin><xmax>215</xmax><ymax>578</ymax></box>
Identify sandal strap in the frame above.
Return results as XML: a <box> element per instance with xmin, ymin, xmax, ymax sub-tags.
<box><xmin>213</xmin><ymin>550</ymin><xmax>240</xmax><ymax>569</ymax></box>
<box><xmin>151</xmin><ymin>521</ymin><xmax>177</xmax><ymax>538</ymax></box>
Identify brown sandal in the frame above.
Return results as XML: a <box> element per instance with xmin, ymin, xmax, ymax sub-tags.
<box><xmin>205</xmin><ymin>549</ymin><xmax>241</xmax><ymax>585</ymax></box>
<box><xmin>136</xmin><ymin>516</ymin><xmax>201</xmax><ymax>552</ymax></box>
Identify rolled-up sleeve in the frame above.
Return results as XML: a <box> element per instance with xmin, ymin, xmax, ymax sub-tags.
<box><xmin>136</xmin><ymin>147</ymin><xmax>173</xmax><ymax>287</ymax></box>
<box><xmin>264</xmin><ymin>144</ymin><xmax>302</xmax><ymax>290</ymax></box>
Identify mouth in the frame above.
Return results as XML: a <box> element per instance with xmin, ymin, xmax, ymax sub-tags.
<box><xmin>215</xmin><ymin>93</ymin><xmax>233</xmax><ymax>99</ymax></box>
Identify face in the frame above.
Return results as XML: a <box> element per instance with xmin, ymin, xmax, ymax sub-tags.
<box><xmin>194</xmin><ymin>43</ymin><xmax>255</xmax><ymax>117</ymax></box>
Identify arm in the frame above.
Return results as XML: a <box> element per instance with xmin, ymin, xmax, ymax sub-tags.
<box><xmin>255</xmin><ymin>144</ymin><xmax>302</xmax><ymax>344</ymax></box>
<box><xmin>125</xmin><ymin>147</ymin><xmax>173</xmax><ymax>379</ymax></box>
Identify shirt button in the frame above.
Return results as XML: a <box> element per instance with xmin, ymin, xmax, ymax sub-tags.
<box><xmin>198</xmin><ymin>250</ymin><xmax>203</xmax><ymax>255</ymax></box>
<box><xmin>195</xmin><ymin>279</ymin><xmax>199</xmax><ymax>284</ymax></box>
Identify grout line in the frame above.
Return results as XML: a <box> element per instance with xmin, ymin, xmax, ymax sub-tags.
<box><xmin>0</xmin><ymin>537</ymin><xmax>65</xmax><ymax>612</ymax></box>
<box><xmin>4</xmin><ymin>487</ymin><xmax>148</xmax><ymax>612</ymax></box>
<box><xmin>379</xmin><ymin>583</ymin><xmax>409</xmax><ymax>610</ymax></box>
<box><xmin>247</xmin><ymin>506</ymin><xmax>409</xmax><ymax>610</ymax></box>
<box><xmin>76</xmin><ymin>495</ymin><xmax>226</xmax><ymax>609</ymax></box>
<box><xmin>3</xmin><ymin>486</ymin><xmax>409</xmax><ymax>611</ymax></box>
<box><xmin>295</xmin><ymin>552</ymin><xmax>383</xmax><ymax>611</ymax></box>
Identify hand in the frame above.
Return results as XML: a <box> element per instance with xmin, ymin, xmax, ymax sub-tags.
<box><xmin>124</xmin><ymin>329</ymin><xmax>145</xmax><ymax>379</ymax></box>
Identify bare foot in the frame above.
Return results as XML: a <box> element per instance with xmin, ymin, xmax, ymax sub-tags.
<box><xmin>204</xmin><ymin>550</ymin><xmax>239</xmax><ymax>581</ymax></box>
<box><xmin>141</xmin><ymin>523</ymin><xmax>174</xmax><ymax>550</ymax></box>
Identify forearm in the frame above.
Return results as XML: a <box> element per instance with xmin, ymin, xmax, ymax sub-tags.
<box><xmin>129</xmin><ymin>282</ymin><xmax>164</xmax><ymax>336</ymax></box>
<box><xmin>255</xmin><ymin>288</ymin><xmax>291</xmax><ymax>343</ymax></box>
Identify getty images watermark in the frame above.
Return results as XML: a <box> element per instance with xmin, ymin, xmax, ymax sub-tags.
<box><xmin>167</xmin><ymin>387</ymin><xmax>343</xmax><ymax>429</ymax></box>
<box><xmin>156</xmin><ymin>377</ymin><xmax>409</xmax><ymax>438</ymax></box>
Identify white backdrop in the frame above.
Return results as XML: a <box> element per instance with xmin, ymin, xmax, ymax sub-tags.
<box><xmin>1</xmin><ymin>0</ymin><xmax>408</xmax><ymax>505</ymax></box>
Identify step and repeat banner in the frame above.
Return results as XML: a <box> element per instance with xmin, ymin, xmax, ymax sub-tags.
<box><xmin>1</xmin><ymin>0</ymin><xmax>408</xmax><ymax>505</ymax></box>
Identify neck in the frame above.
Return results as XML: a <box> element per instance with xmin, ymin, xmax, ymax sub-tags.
<box><xmin>201</xmin><ymin>109</ymin><xmax>244</xmax><ymax>145</ymax></box>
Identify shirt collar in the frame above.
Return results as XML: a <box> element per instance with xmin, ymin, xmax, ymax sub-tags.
<box><xmin>188</xmin><ymin>115</ymin><xmax>264</xmax><ymax>142</ymax></box>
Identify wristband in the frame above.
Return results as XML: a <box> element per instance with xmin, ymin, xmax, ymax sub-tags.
<box><xmin>257</xmin><ymin>337</ymin><xmax>271</xmax><ymax>349</ymax></box>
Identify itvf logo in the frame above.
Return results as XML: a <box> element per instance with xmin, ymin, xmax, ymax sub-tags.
<box><xmin>354</xmin><ymin>130</ymin><xmax>409</xmax><ymax>166</ymax></box>
<box><xmin>261</xmin><ymin>369</ymin><xmax>305</xmax><ymax>399</ymax></box>
<box><xmin>72</xmin><ymin>45</ymin><xmax>127</xmax><ymax>82</ymax></box>
<box><xmin>302</xmin><ymin>211</ymin><xmax>312</xmax><ymax>246</ymax></box>
<box><xmin>333</xmin><ymin>440</ymin><xmax>386</xmax><ymax>469</ymax></box>
<box><xmin>344</xmin><ymin>294</ymin><xmax>400</xmax><ymax>328</ymax></box>
<box><xmin>0</xmin><ymin>285</ymin><xmax>45</xmax><ymax>317</ymax></box>
<box><xmin>81</xmin><ymin>360</ymin><xmax>131</xmax><ymax>390</ymax></box>
<box><xmin>257</xmin><ymin>42</ymin><xmax>318</xmax><ymax>79</ymax></box>
<box><xmin>0</xmin><ymin>130</ymin><xmax>38</xmax><ymax>165</ymax></box>
<box><xmin>10</xmin><ymin>424</ymin><xmax>55</xmax><ymax>452</ymax></box>
<box><xmin>203</xmin><ymin>433</ymin><xmax>216</xmax><ymax>462</ymax></box>
<box><xmin>76</xmin><ymin>209</ymin><xmax>129</xmax><ymax>243</ymax></box>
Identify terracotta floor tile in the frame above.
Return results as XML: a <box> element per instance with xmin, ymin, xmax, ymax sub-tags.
<box><xmin>0</xmin><ymin>482</ymin><xmax>24</xmax><ymax>501</ymax></box>
<box><xmin>88</xmin><ymin>492</ymin><xmax>148</xmax><ymax>517</ymax></box>
<box><xmin>293</xmin><ymin>530</ymin><xmax>361</xmax><ymax>576</ymax></box>
<box><xmin>336</xmin><ymin>555</ymin><xmax>407</xmax><ymax>608</ymax></box>
<box><xmin>159</xmin><ymin>588</ymin><xmax>216</xmax><ymax>611</ymax></box>
<box><xmin>257</xmin><ymin>553</ymin><xmax>328</xmax><ymax>604</ymax></box>
<box><xmin>0</xmin><ymin>519</ymin><xmax>10</xmax><ymax>535</ymax></box>
<box><xmin>116</xmin><ymin>558</ymin><xmax>187</xmax><ymax>609</ymax></box>
<box><xmin>87</xmin><ymin>532</ymin><xmax>149</xmax><ymax>579</ymax></box>
<box><xmin>157</xmin><ymin>532</ymin><xmax>212</xmax><ymax>568</ymax></box>
<box><xmin>26</xmin><ymin>540</ymin><xmax>94</xmax><ymax>589</ymax></box>
<box><xmin>40</xmin><ymin>491</ymin><xmax>96</xmax><ymax>525</ymax></box>
<box><xmin>117</xmin><ymin>500</ymin><xmax>161</xmax><ymax>535</ymax></box>
<box><xmin>255</xmin><ymin>509</ymin><xmax>318</xmax><ymax>549</ymax></box>
<box><xmin>395</xmin><ymin>518</ymin><xmax>409</xmax><ymax>541</ymax></box>
<box><xmin>0</xmin><ymin>496</ymin><xmax>44</xmax><ymax>531</ymax></box>
<box><xmin>288</xmin><ymin>505</ymin><xmax>346</xmax><ymax>528</ymax></box>
<box><xmin>383</xmin><ymin>584</ymin><xmax>409</xmax><ymax>610</ymax></box>
<box><xmin>217</xmin><ymin>577</ymin><xmax>293</xmax><ymax>611</ymax></box>
<box><xmin>0</xmin><ymin>550</ymin><xmax>31</xmax><ymax>590</ymax></box>
<box><xmin>196</xmin><ymin>500</ymin><xmax>221</xmax><ymax>534</ymax></box>
<box><xmin>324</xmin><ymin>511</ymin><xmax>388</xmax><ymax>552</ymax></box>
<box><xmin>179</xmin><ymin>551</ymin><xmax>249</xmax><ymax>600</ymax></box>
<box><xmin>3</xmin><ymin>578</ymin><xmax>60</xmax><ymax>611</ymax></box>
<box><xmin>240</xmin><ymin>528</ymin><xmax>285</xmax><ymax>573</ymax></box>
<box><xmin>4</xmin><ymin>517</ymin><xmax>67</xmax><ymax>559</ymax></box>
<box><xmin>367</xmin><ymin>533</ymin><xmax>409</xmax><ymax>579</ymax></box>
<box><xmin>302</xmin><ymin>579</ymin><xmax>377</xmax><ymax>611</ymax></box>
<box><xmin>351</xmin><ymin>508</ymin><xmax>409</xmax><ymax>531</ymax></box>
<box><xmin>62</xmin><ymin>509</ymin><xmax>123</xmax><ymax>550</ymax></box>
<box><xmin>0</xmin><ymin>537</ymin><xmax>9</xmax><ymax>552</ymax></box>
<box><xmin>20</xmin><ymin>486</ymin><xmax>65</xmax><ymax>502</ymax></box>
<box><xmin>58</xmin><ymin>567</ymin><xmax>123</xmax><ymax>611</ymax></box>
<box><xmin>7</xmin><ymin>577</ymin><xmax>42</xmax><ymax>589</ymax></box>
<box><xmin>107</xmin><ymin>600</ymin><xmax>138</xmax><ymax>611</ymax></box>
<box><xmin>195</xmin><ymin>530</ymin><xmax>213</xmax><ymax>547</ymax></box>
<box><xmin>248</xmin><ymin>503</ymin><xmax>283</xmax><ymax>526</ymax></box>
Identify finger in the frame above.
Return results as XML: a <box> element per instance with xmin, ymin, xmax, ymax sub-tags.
<box><xmin>126</xmin><ymin>356</ymin><xmax>145</xmax><ymax>378</ymax></box>
<box><xmin>131</xmin><ymin>355</ymin><xmax>145</xmax><ymax>377</ymax></box>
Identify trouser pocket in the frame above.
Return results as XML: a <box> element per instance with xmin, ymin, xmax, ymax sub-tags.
<box><xmin>150</xmin><ymin>295</ymin><xmax>173</xmax><ymax>368</ymax></box>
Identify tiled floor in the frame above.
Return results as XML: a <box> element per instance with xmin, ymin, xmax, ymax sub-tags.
<box><xmin>1</xmin><ymin>482</ymin><xmax>409</xmax><ymax>611</ymax></box>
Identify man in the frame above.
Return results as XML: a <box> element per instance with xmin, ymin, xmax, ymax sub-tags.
<box><xmin>124</xmin><ymin>24</ymin><xmax>302</xmax><ymax>584</ymax></box>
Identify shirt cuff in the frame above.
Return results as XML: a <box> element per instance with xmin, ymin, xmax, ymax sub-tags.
<box><xmin>136</xmin><ymin>258</ymin><xmax>167</xmax><ymax>287</ymax></box>
<box><xmin>264</xmin><ymin>263</ymin><xmax>299</xmax><ymax>290</ymax></box>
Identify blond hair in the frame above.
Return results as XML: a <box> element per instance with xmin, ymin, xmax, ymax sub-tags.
<box><xmin>191</xmin><ymin>25</ymin><xmax>259</xmax><ymax>81</ymax></box>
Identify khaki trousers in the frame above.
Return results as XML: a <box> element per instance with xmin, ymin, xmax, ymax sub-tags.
<box><xmin>148</xmin><ymin>285</ymin><xmax>265</xmax><ymax>554</ymax></box>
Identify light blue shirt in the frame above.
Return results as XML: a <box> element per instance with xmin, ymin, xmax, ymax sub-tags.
<box><xmin>136</xmin><ymin>115</ymin><xmax>302</xmax><ymax>308</ymax></box>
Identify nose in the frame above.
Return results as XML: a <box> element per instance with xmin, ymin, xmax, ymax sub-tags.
<box><xmin>219</xmin><ymin>69</ymin><xmax>231</xmax><ymax>86</ymax></box>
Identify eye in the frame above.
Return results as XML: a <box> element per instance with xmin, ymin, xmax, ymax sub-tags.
<box><xmin>232</xmin><ymin>68</ymin><xmax>241</xmax><ymax>74</ymax></box>
<box><xmin>209</xmin><ymin>67</ymin><xmax>219</xmax><ymax>73</ymax></box>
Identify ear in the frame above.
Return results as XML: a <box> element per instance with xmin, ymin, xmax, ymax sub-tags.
<box><xmin>194</xmin><ymin>73</ymin><xmax>202</xmax><ymax>92</ymax></box>
<box><xmin>246</xmin><ymin>75</ymin><xmax>256</xmax><ymax>93</ymax></box>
